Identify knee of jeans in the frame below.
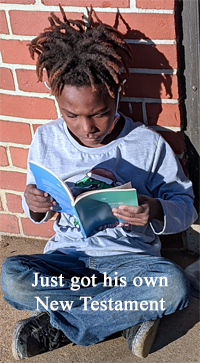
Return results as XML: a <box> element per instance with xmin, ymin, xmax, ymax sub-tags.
<box><xmin>161</xmin><ymin>262</ymin><xmax>190</xmax><ymax>311</ymax></box>
<box><xmin>1</xmin><ymin>256</ymin><xmax>31</xmax><ymax>300</ymax></box>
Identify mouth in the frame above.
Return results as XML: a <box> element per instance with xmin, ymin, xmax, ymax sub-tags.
<box><xmin>80</xmin><ymin>136</ymin><xmax>101</xmax><ymax>141</ymax></box>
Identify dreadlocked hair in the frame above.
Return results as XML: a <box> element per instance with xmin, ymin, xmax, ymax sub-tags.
<box><xmin>28</xmin><ymin>5</ymin><xmax>132</xmax><ymax>98</ymax></box>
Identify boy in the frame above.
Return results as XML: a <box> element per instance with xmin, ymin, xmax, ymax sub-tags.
<box><xmin>1</xmin><ymin>6</ymin><xmax>197</xmax><ymax>360</ymax></box>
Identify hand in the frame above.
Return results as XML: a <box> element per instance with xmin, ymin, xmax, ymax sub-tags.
<box><xmin>24</xmin><ymin>184</ymin><xmax>56</xmax><ymax>221</ymax></box>
<box><xmin>112</xmin><ymin>195</ymin><xmax>164</xmax><ymax>227</ymax></box>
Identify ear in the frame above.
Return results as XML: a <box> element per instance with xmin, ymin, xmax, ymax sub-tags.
<box><xmin>121</xmin><ymin>79</ymin><xmax>127</xmax><ymax>96</ymax></box>
<box><xmin>43</xmin><ymin>68</ymin><xmax>52</xmax><ymax>92</ymax></box>
<box><xmin>115</xmin><ymin>79</ymin><xmax>126</xmax><ymax>113</ymax></box>
<box><xmin>43</xmin><ymin>68</ymin><xmax>48</xmax><ymax>83</ymax></box>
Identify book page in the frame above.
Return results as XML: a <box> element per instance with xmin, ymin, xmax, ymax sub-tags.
<box><xmin>74</xmin><ymin>181</ymin><xmax>132</xmax><ymax>204</ymax></box>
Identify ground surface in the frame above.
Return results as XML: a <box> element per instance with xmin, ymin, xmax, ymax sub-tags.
<box><xmin>0</xmin><ymin>235</ymin><xmax>199</xmax><ymax>363</ymax></box>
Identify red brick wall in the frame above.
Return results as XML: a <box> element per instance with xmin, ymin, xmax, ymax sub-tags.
<box><xmin>0</xmin><ymin>0</ymin><xmax>183</xmax><ymax>240</ymax></box>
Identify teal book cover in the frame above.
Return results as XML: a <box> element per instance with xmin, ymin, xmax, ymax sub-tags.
<box><xmin>75</xmin><ymin>189</ymin><xmax>138</xmax><ymax>237</ymax></box>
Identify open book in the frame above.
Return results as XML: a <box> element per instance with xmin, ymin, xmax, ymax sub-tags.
<box><xmin>29</xmin><ymin>161</ymin><xmax>138</xmax><ymax>238</ymax></box>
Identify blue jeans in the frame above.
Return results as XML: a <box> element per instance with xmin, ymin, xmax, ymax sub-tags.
<box><xmin>1</xmin><ymin>252</ymin><xmax>190</xmax><ymax>346</ymax></box>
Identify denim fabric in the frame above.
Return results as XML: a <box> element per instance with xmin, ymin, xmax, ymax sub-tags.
<box><xmin>1</xmin><ymin>252</ymin><xmax>190</xmax><ymax>346</ymax></box>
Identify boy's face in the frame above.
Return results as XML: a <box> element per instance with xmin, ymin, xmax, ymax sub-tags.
<box><xmin>56</xmin><ymin>85</ymin><xmax>117</xmax><ymax>148</ymax></box>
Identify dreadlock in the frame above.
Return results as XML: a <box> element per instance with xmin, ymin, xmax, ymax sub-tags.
<box><xmin>28</xmin><ymin>5</ymin><xmax>132</xmax><ymax>98</ymax></box>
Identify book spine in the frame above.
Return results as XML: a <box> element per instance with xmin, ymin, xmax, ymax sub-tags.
<box><xmin>72</xmin><ymin>206</ymin><xmax>87</xmax><ymax>238</ymax></box>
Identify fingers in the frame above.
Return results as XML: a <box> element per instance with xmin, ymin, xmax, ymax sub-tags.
<box><xmin>26</xmin><ymin>184</ymin><xmax>44</xmax><ymax>195</ymax></box>
<box><xmin>112</xmin><ymin>205</ymin><xmax>144</xmax><ymax>217</ymax></box>
<box><xmin>119</xmin><ymin>205</ymin><xmax>144</xmax><ymax>214</ymax></box>
<box><xmin>112</xmin><ymin>204</ymin><xmax>149</xmax><ymax>226</ymax></box>
<box><xmin>24</xmin><ymin>184</ymin><xmax>55</xmax><ymax>213</ymax></box>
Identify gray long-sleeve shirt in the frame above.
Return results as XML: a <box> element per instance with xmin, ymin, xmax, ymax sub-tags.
<box><xmin>22</xmin><ymin>115</ymin><xmax>197</xmax><ymax>256</ymax></box>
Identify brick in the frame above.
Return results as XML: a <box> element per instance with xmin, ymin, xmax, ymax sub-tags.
<box><xmin>0</xmin><ymin>0</ymin><xmax>34</xmax><ymax>4</ymax></box>
<box><xmin>0</xmin><ymin>214</ymin><xmax>19</xmax><ymax>234</ymax></box>
<box><xmin>0</xmin><ymin>11</ymin><xmax>9</xmax><ymax>34</ymax></box>
<box><xmin>146</xmin><ymin>103</ymin><xmax>181</xmax><ymax>127</ymax></box>
<box><xmin>0</xmin><ymin>146</ymin><xmax>9</xmax><ymax>166</ymax></box>
<box><xmin>0</xmin><ymin>94</ymin><xmax>57</xmax><ymax>119</ymax></box>
<box><xmin>16</xmin><ymin>69</ymin><xmax>48</xmax><ymax>93</ymax></box>
<box><xmin>9</xmin><ymin>11</ymin><xmax>176</xmax><ymax>40</ymax></box>
<box><xmin>0</xmin><ymin>68</ymin><xmax>15</xmax><ymax>90</ymax></box>
<box><xmin>159</xmin><ymin>131</ymin><xmax>185</xmax><ymax>155</ymax></box>
<box><xmin>6</xmin><ymin>193</ymin><xmax>23</xmax><ymax>213</ymax></box>
<box><xmin>136</xmin><ymin>0</ymin><xmax>174</xmax><ymax>10</ymax></box>
<box><xmin>0</xmin><ymin>121</ymin><xmax>32</xmax><ymax>144</ymax></box>
<box><xmin>21</xmin><ymin>218</ymin><xmax>54</xmax><ymax>238</ymax></box>
<box><xmin>125</xmin><ymin>74</ymin><xmax>178</xmax><ymax>99</ymax></box>
<box><xmin>0</xmin><ymin>40</ymin><xmax>35</xmax><ymax>65</ymax></box>
<box><xmin>119</xmin><ymin>101</ymin><xmax>143</xmax><ymax>122</ymax></box>
<box><xmin>124</xmin><ymin>44</ymin><xmax>177</xmax><ymax>70</ymax></box>
<box><xmin>96</xmin><ymin>13</ymin><xmax>176</xmax><ymax>39</ymax></box>
<box><xmin>10</xmin><ymin>147</ymin><xmax>28</xmax><ymax>169</ymax></box>
<box><xmin>10</xmin><ymin>11</ymin><xmax>83</xmax><ymax>36</ymax></box>
<box><xmin>0</xmin><ymin>171</ymin><xmax>26</xmax><ymax>192</ymax></box>
<box><xmin>42</xmin><ymin>0</ymin><xmax>129</xmax><ymax>7</ymax></box>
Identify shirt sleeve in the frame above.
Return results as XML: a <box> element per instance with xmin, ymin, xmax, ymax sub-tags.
<box><xmin>21</xmin><ymin>127</ymin><xmax>54</xmax><ymax>224</ymax></box>
<box><xmin>148</xmin><ymin>135</ymin><xmax>197</xmax><ymax>235</ymax></box>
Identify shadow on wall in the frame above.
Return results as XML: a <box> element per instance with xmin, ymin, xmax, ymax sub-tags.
<box><xmin>110</xmin><ymin>12</ymin><xmax>186</xmax><ymax>249</ymax></box>
<box><xmin>113</xmin><ymin>11</ymin><xmax>173</xmax><ymax>125</ymax></box>
<box><xmin>174</xmin><ymin>0</ymin><xmax>200</xmax><ymax>214</ymax></box>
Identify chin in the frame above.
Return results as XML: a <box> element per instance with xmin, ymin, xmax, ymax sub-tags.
<box><xmin>79</xmin><ymin>136</ymin><xmax>104</xmax><ymax>143</ymax></box>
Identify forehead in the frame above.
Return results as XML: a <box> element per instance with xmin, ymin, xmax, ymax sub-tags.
<box><xmin>57</xmin><ymin>85</ymin><xmax>116</xmax><ymax>112</ymax></box>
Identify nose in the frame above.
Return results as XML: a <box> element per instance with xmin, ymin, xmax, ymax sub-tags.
<box><xmin>81</xmin><ymin>117</ymin><xmax>96</xmax><ymax>134</ymax></box>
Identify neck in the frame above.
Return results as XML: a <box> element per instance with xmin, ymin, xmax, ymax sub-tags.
<box><xmin>102</xmin><ymin>114</ymin><xmax>125</xmax><ymax>145</ymax></box>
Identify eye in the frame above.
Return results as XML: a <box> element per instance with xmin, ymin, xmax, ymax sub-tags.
<box><xmin>94</xmin><ymin>111</ymin><xmax>108</xmax><ymax>118</ymax></box>
<box><xmin>66</xmin><ymin>114</ymin><xmax>77</xmax><ymax>119</ymax></box>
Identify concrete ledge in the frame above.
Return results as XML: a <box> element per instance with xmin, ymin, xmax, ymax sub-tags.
<box><xmin>186</xmin><ymin>215</ymin><xmax>200</xmax><ymax>256</ymax></box>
